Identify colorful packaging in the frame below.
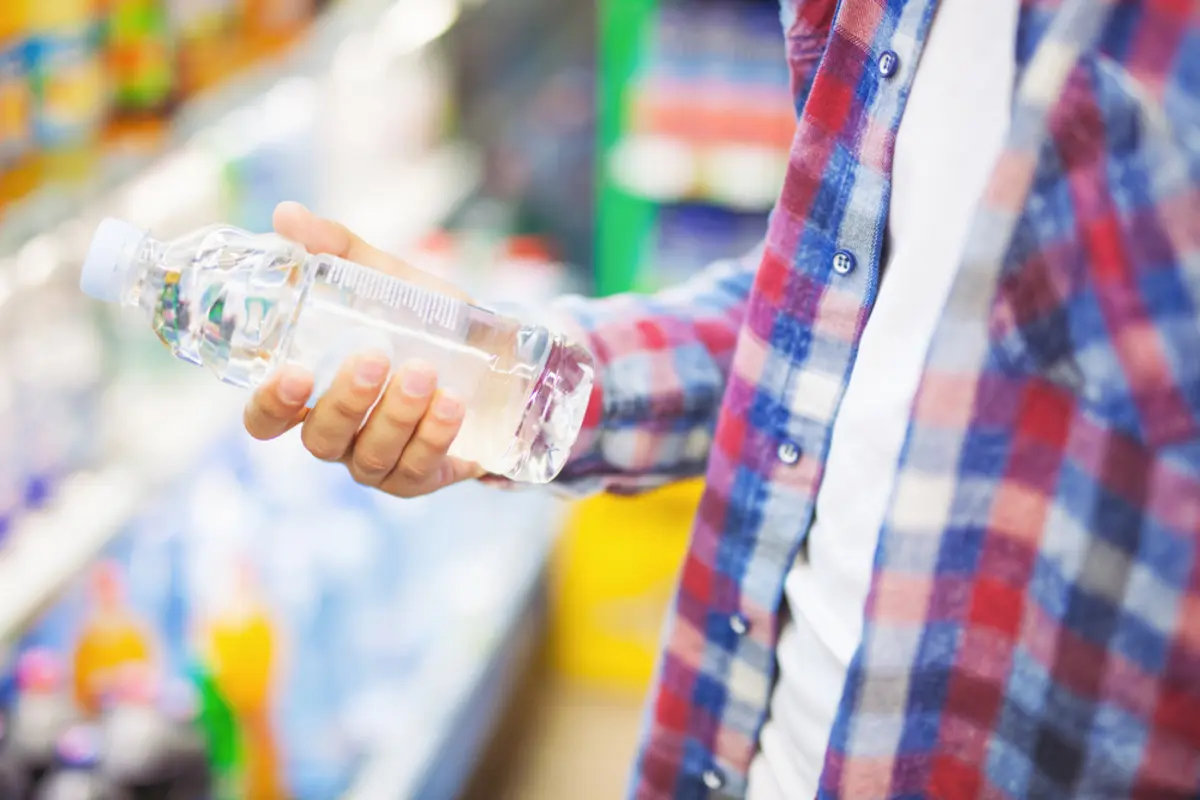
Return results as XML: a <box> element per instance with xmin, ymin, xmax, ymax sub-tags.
<box><xmin>242</xmin><ymin>0</ymin><xmax>314</xmax><ymax>53</ymax></box>
<box><xmin>170</xmin><ymin>0</ymin><xmax>243</xmax><ymax>96</ymax></box>
<box><xmin>27</xmin><ymin>0</ymin><xmax>107</xmax><ymax>184</ymax></box>
<box><xmin>0</xmin><ymin>1</ymin><xmax>37</xmax><ymax>206</ymax></box>
<box><xmin>105</xmin><ymin>0</ymin><xmax>176</xmax><ymax>144</ymax></box>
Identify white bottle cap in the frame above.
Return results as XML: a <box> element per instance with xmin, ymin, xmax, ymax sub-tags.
<box><xmin>80</xmin><ymin>218</ymin><xmax>148</xmax><ymax>304</ymax></box>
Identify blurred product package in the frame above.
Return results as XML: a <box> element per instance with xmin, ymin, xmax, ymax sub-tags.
<box><xmin>243</xmin><ymin>0</ymin><xmax>315</xmax><ymax>52</ymax></box>
<box><xmin>105</xmin><ymin>0</ymin><xmax>177</xmax><ymax>149</ymax></box>
<box><xmin>0</xmin><ymin>0</ymin><xmax>321</xmax><ymax>208</ymax></box>
<box><xmin>171</xmin><ymin>0</ymin><xmax>244</xmax><ymax>96</ymax></box>
<box><xmin>0</xmin><ymin>2</ymin><xmax>38</xmax><ymax>207</ymax></box>
<box><xmin>612</xmin><ymin>0</ymin><xmax>790</xmax><ymax>209</ymax></box>
<box><xmin>27</xmin><ymin>0</ymin><xmax>109</xmax><ymax>186</ymax></box>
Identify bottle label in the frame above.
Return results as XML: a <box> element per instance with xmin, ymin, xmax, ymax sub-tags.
<box><xmin>0</xmin><ymin>37</ymin><xmax>31</xmax><ymax>167</ymax></box>
<box><xmin>29</xmin><ymin>25</ymin><xmax>107</xmax><ymax>147</ymax></box>
<box><xmin>153</xmin><ymin>271</ymin><xmax>187</xmax><ymax>348</ymax></box>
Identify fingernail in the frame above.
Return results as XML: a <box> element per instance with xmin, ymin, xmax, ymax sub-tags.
<box><xmin>401</xmin><ymin>365</ymin><xmax>435</xmax><ymax>397</ymax></box>
<box><xmin>354</xmin><ymin>357</ymin><xmax>389</xmax><ymax>388</ymax></box>
<box><xmin>432</xmin><ymin>393</ymin><xmax>463</xmax><ymax>421</ymax></box>
<box><xmin>278</xmin><ymin>370</ymin><xmax>310</xmax><ymax>404</ymax></box>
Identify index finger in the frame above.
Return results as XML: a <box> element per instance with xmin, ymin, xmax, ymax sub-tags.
<box><xmin>244</xmin><ymin>365</ymin><xmax>313</xmax><ymax>440</ymax></box>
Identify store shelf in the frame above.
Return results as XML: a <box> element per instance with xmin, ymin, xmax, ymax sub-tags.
<box><xmin>343</xmin><ymin>506</ymin><xmax>560</xmax><ymax>800</ymax></box>
<box><xmin>0</xmin><ymin>379</ymin><xmax>242</xmax><ymax>647</ymax></box>
<box><xmin>0</xmin><ymin>0</ymin><xmax>468</xmax><ymax>256</ymax></box>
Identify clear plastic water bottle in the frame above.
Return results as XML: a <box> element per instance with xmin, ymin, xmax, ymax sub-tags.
<box><xmin>79</xmin><ymin>219</ymin><xmax>594</xmax><ymax>483</ymax></box>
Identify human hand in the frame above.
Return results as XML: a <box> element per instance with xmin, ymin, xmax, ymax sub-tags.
<box><xmin>242</xmin><ymin>201</ymin><xmax>484</xmax><ymax>497</ymax></box>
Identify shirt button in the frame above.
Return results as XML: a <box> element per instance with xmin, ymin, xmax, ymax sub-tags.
<box><xmin>832</xmin><ymin>249</ymin><xmax>857</xmax><ymax>275</ymax></box>
<box><xmin>776</xmin><ymin>440</ymin><xmax>801</xmax><ymax>465</ymax></box>
<box><xmin>702</xmin><ymin>768</ymin><xmax>725</xmax><ymax>790</ymax></box>
<box><xmin>878</xmin><ymin>50</ymin><xmax>899</xmax><ymax>78</ymax></box>
<box><xmin>729</xmin><ymin>613</ymin><xmax>750</xmax><ymax>636</ymax></box>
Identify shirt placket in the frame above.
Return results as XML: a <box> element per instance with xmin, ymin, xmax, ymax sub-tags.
<box><xmin>698</xmin><ymin>2</ymin><xmax>941</xmax><ymax>796</ymax></box>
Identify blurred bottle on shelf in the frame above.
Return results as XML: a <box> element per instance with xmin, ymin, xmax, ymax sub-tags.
<box><xmin>71</xmin><ymin>562</ymin><xmax>155</xmax><ymax>717</ymax></box>
<box><xmin>157</xmin><ymin>680</ymin><xmax>214</xmax><ymax>800</ymax></box>
<box><xmin>35</xmin><ymin>725</ymin><xmax>128</xmax><ymax>800</ymax></box>
<box><xmin>242</xmin><ymin>0</ymin><xmax>314</xmax><ymax>54</ymax></box>
<box><xmin>98</xmin><ymin>665</ymin><xmax>210</xmax><ymax>800</ymax></box>
<box><xmin>202</xmin><ymin>562</ymin><xmax>284</xmax><ymax>800</ymax></box>
<box><xmin>0</xmin><ymin>712</ymin><xmax>30</xmax><ymax>799</ymax></box>
<box><xmin>27</xmin><ymin>0</ymin><xmax>108</xmax><ymax>186</ymax></box>
<box><xmin>0</xmin><ymin>1</ymin><xmax>38</xmax><ymax>208</ymax></box>
<box><xmin>78</xmin><ymin>218</ymin><xmax>595</xmax><ymax>483</ymax></box>
<box><xmin>171</xmin><ymin>0</ymin><xmax>244</xmax><ymax>97</ymax></box>
<box><xmin>105</xmin><ymin>0</ymin><xmax>176</xmax><ymax>150</ymax></box>
<box><xmin>188</xmin><ymin>663</ymin><xmax>242</xmax><ymax>800</ymax></box>
<box><xmin>8</xmin><ymin>650</ymin><xmax>79</xmax><ymax>795</ymax></box>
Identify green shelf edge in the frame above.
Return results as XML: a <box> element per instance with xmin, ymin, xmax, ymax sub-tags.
<box><xmin>595</xmin><ymin>0</ymin><xmax>659</xmax><ymax>297</ymax></box>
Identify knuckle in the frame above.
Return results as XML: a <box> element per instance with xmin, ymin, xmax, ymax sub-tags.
<box><xmin>348</xmin><ymin>463</ymin><xmax>383</xmax><ymax>487</ymax></box>
<box><xmin>393</xmin><ymin>460</ymin><xmax>429</xmax><ymax>483</ymax></box>
<box><xmin>330</xmin><ymin>393</ymin><xmax>369</xmax><ymax>419</ymax></box>
<box><xmin>352</xmin><ymin>451</ymin><xmax>393</xmax><ymax>479</ymax></box>
<box><xmin>378</xmin><ymin>399</ymin><xmax>423</xmax><ymax>430</ymax></box>
<box><xmin>301</xmin><ymin>430</ymin><xmax>342</xmax><ymax>461</ymax></box>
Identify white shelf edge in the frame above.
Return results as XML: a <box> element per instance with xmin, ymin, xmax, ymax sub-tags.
<box><xmin>607</xmin><ymin>134</ymin><xmax>787</xmax><ymax>213</ymax></box>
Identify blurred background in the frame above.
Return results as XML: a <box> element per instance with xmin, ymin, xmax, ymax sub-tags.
<box><xmin>0</xmin><ymin>0</ymin><xmax>790</xmax><ymax>797</ymax></box>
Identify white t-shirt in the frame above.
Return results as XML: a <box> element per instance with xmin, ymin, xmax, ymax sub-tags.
<box><xmin>746</xmin><ymin>0</ymin><xmax>1019</xmax><ymax>797</ymax></box>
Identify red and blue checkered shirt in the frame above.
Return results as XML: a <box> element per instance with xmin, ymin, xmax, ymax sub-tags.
<box><xmin>554</xmin><ymin>0</ymin><xmax>1200</xmax><ymax>796</ymax></box>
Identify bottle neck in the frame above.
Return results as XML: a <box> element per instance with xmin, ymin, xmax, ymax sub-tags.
<box><xmin>123</xmin><ymin>238</ymin><xmax>171</xmax><ymax>317</ymax></box>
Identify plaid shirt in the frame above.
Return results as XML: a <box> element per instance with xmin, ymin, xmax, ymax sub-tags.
<box><xmin>555</xmin><ymin>0</ymin><xmax>1200</xmax><ymax>797</ymax></box>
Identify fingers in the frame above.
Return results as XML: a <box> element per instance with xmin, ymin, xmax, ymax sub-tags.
<box><xmin>249</xmin><ymin>353</ymin><xmax>481</xmax><ymax>498</ymax></box>
<box><xmin>299</xmin><ymin>353</ymin><xmax>390</xmax><ymax>461</ymax></box>
<box><xmin>244</xmin><ymin>366</ymin><xmax>313</xmax><ymax>440</ymax></box>
<box><xmin>347</xmin><ymin>362</ymin><xmax>436</xmax><ymax>485</ymax></box>
<box><xmin>377</xmin><ymin>391</ymin><xmax>470</xmax><ymax>497</ymax></box>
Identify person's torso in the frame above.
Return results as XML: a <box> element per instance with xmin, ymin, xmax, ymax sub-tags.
<box><xmin>746</xmin><ymin>0</ymin><xmax>1019</xmax><ymax>795</ymax></box>
<box><xmin>630</xmin><ymin>0</ymin><xmax>1200</xmax><ymax>797</ymax></box>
